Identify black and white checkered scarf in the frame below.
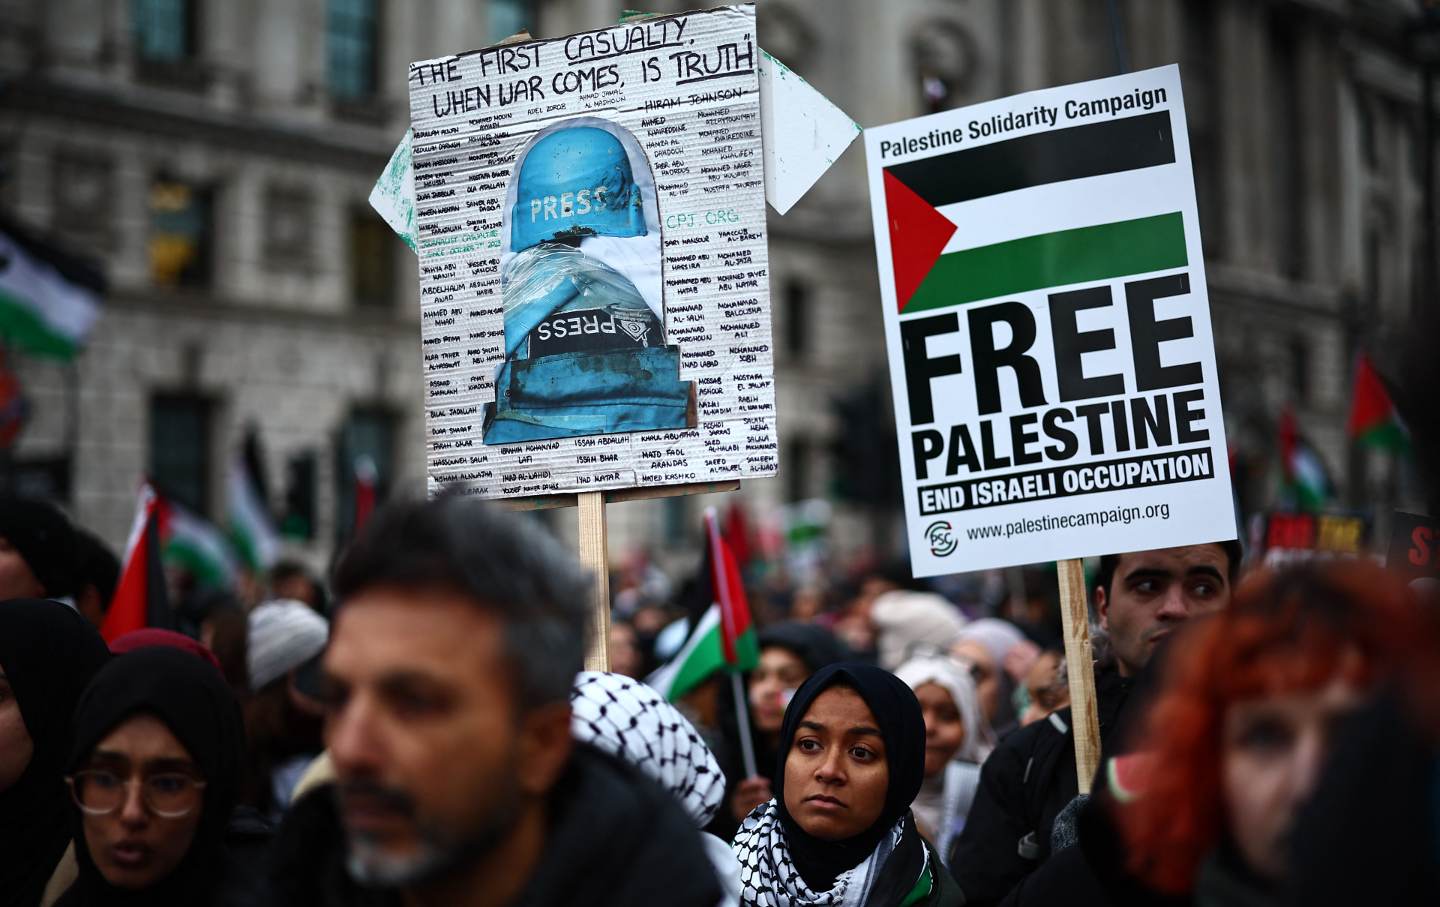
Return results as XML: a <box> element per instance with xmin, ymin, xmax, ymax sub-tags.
<box><xmin>732</xmin><ymin>798</ymin><xmax>916</xmax><ymax>907</ymax></box>
<box><xmin>570</xmin><ymin>671</ymin><xmax>726</xmax><ymax>827</ymax></box>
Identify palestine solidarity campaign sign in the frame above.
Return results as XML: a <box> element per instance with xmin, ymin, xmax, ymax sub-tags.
<box><xmin>866</xmin><ymin>65</ymin><xmax>1236</xmax><ymax>576</ymax></box>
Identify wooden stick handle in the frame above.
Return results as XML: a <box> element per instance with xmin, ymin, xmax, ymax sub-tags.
<box><xmin>1056</xmin><ymin>557</ymin><xmax>1101</xmax><ymax>794</ymax></box>
<box><xmin>577</xmin><ymin>491</ymin><xmax>610</xmax><ymax>672</ymax></box>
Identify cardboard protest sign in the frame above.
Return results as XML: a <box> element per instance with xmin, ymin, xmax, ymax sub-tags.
<box><xmin>408</xmin><ymin>4</ymin><xmax>777</xmax><ymax>499</ymax></box>
<box><xmin>1253</xmin><ymin>511</ymin><xmax>1370</xmax><ymax>568</ymax></box>
<box><xmin>374</xmin><ymin>47</ymin><xmax>859</xmax><ymax>246</ymax></box>
<box><xmin>1387</xmin><ymin>511</ymin><xmax>1440</xmax><ymax>582</ymax></box>
<box><xmin>865</xmin><ymin>65</ymin><xmax>1235</xmax><ymax>576</ymax></box>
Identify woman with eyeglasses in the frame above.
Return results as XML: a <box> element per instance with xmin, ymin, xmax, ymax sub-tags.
<box><xmin>55</xmin><ymin>646</ymin><xmax>267</xmax><ymax>906</ymax></box>
<box><xmin>0</xmin><ymin>599</ymin><xmax>110</xmax><ymax>907</ymax></box>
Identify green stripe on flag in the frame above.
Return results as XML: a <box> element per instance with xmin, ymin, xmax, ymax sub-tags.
<box><xmin>1358</xmin><ymin>422</ymin><xmax>1409</xmax><ymax>453</ymax></box>
<box><xmin>903</xmin><ymin>212</ymin><xmax>1189</xmax><ymax>315</ymax></box>
<box><xmin>164</xmin><ymin>538</ymin><xmax>232</xmax><ymax>589</ymax></box>
<box><xmin>0</xmin><ymin>288</ymin><xmax>82</xmax><ymax>358</ymax></box>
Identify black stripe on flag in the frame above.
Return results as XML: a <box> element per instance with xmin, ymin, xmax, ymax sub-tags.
<box><xmin>886</xmin><ymin>111</ymin><xmax>1175</xmax><ymax>207</ymax></box>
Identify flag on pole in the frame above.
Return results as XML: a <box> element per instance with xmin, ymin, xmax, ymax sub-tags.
<box><xmin>1346</xmin><ymin>352</ymin><xmax>1409</xmax><ymax>453</ymax></box>
<box><xmin>0</xmin><ymin>214</ymin><xmax>103</xmax><ymax>359</ymax></box>
<box><xmin>647</xmin><ymin>509</ymin><xmax>759</xmax><ymax>701</ymax></box>
<box><xmin>227</xmin><ymin>457</ymin><xmax>279</xmax><ymax>574</ymax></box>
<box><xmin>102</xmin><ymin>484</ymin><xmax>172</xmax><ymax>642</ymax></box>
<box><xmin>162</xmin><ymin>502</ymin><xmax>239</xmax><ymax>589</ymax></box>
<box><xmin>1278</xmin><ymin>408</ymin><xmax>1332</xmax><ymax>512</ymax></box>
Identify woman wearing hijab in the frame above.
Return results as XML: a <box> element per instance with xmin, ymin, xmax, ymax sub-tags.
<box><xmin>722</xmin><ymin>622</ymin><xmax>849</xmax><ymax>831</ymax></box>
<box><xmin>55</xmin><ymin>646</ymin><xmax>266</xmax><ymax>907</ymax></box>
<box><xmin>893</xmin><ymin>656</ymin><xmax>992</xmax><ymax>865</ymax></box>
<box><xmin>950</xmin><ymin>618</ymin><xmax>1036</xmax><ymax>736</ymax></box>
<box><xmin>732</xmin><ymin>663</ymin><xmax>962</xmax><ymax>906</ymax></box>
<box><xmin>0</xmin><ymin>599</ymin><xmax>111</xmax><ymax>907</ymax></box>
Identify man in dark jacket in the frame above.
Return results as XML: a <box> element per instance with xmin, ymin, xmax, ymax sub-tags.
<box><xmin>947</xmin><ymin>541</ymin><xmax>1241</xmax><ymax>906</ymax></box>
<box><xmin>268</xmin><ymin>496</ymin><xmax>722</xmax><ymax>907</ymax></box>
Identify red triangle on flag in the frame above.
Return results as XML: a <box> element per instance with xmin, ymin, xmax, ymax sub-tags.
<box><xmin>1346</xmin><ymin>352</ymin><xmax>1392</xmax><ymax>437</ymax></box>
<box><xmin>884</xmin><ymin>170</ymin><xmax>957</xmax><ymax>313</ymax></box>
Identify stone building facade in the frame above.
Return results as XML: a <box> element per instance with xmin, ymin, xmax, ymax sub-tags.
<box><xmin>0</xmin><ymin>0</ymin><xmax>1433</xmax><ymax>566</ymax></box>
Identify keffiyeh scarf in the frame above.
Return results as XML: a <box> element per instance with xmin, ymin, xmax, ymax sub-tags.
<box><xmin>732</xmin><ymin>799</ymin><xmax>922</xmax><ymax>907</ymax></box>
<box><xmin>570</xmin><ymin>671</ymin><xmax>727</xmax><ymax>826</ymax></box>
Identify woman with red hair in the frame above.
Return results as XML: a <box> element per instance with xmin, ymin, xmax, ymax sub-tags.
<box><xmin>1115</xmin><ymin>560</ymin><xmax>1430</xmax><ymax>902</ymax></box>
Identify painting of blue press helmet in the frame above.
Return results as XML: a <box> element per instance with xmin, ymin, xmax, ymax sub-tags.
<box><xmin>483</xmin><ymin>116</ymin><xmax>693</xmax><ymax>444</ymax></box>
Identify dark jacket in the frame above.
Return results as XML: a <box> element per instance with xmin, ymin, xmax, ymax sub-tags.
<box><xmin>268</xmin><ymin>742</ymin><xmax>723</xmax><ymax>907</ymax></box>
<box><xmin>993</xmin><ymin>792</ymin><xmax>1183</xmax><ymax>907</ymax></box>
<box><xmin>947</xmin><ymin>666</ymin><xmax>1133</xmax><ymax>907</ymax></box>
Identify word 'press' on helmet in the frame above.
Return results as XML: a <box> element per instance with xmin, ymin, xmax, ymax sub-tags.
<box><xmin>509</xmin><ymin>125</ymin><xmax>647</xmax><ymax>252</ymax></box>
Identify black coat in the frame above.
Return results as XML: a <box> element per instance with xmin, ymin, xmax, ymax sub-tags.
<box><xmin>947</xmin><ymin>667</ymin><xmax>1133</xmax><ymax>907</ymax></box>
<box><xmin>267</xmin><ymin>743</ymin><xmax>723</xmax><ymax>907</ymax></box>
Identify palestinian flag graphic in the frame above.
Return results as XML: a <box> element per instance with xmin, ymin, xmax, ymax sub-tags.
<box><xmin>1346</xmin><ymin>352</ymin><xmax>1408</xmax><ymax>453</ymax></box>
<box><xmin>882</xmin><ymin>110</ymin><xmax>1186</xmax><ymax>315</ymax></box>
<box><xmin>0</xmin><ymin>215</ymin><xmax>104</xmax><ymax>359</ymax></box>
<box><xmin>646</xmin><ymin>508</ymin><xmax>758</xmax><ymax>701</ymax></box>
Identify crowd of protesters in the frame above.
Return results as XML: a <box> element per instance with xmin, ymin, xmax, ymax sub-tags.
<box><xmin>1</xmin><ymin>488</ymin><xmax>1438</xmax><ymax>907</ymax></box>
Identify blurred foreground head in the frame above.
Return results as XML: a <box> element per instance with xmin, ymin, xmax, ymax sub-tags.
<box><xmin>1119</xmin><ymin>560</ymin><xmax>1429</xmax><ymax>893</ymax></box>
<box><xmin>324</xmin><ymin>495</ymin><xmax>589</xmax><ymax>887</ymax></box>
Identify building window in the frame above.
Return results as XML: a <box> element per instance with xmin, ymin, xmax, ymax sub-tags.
<box><xmin>1288</xmin><ymin>335</ymin><xmax>1310</xmax><ymax>403</ymax></box>
<box><xmin>133</xmin><ymin>0</ymin><xmax>197</xmax><ymax>64</ymax></box>
<box><xmin>148</xmin><ymin>177</ymin><xmax>213</xmax><ymax>289</ymax></box>
<box><xmin>1266</xmin><ymin>15</ymin><xmax>1304</xmax><ymax>280</ymax></box>
<box><xmin>328</xmin><ymin>0</ymin><xmax>379</xmax><ymax>102</ymax></box>
<box><xmin>264</xmin><ymin>185</ymin><xmax>314</xmax><ymax>271</ymax></box>
<box><xmin>280</xmin><ymin>451</ymin><xmax>317</xmax><ymax>541</ymax></box>
<box><xmin>1357</xmin><ymin>92</ymin><xmax>1378</xmax><ymax>171</ymax></box>
<box><xmin>785</xmin><ymin>435</ymin><xmax>812</xmax><ymax>502</ymax></box>
<box><xmin>783</xmin><ymin>278</ymin><xmax>810</xmax><ymax>359</ymax></box>
<box><xmin>490</xmin><ymin>0</ymin><xmax>528</xmax><ymax>42</ymax></box>
<box><xmin>52</xmin><ymin>154</ymin><xmax>115</xmax><ymax>252</ymax></box>
<box><xmin>150</xmin><ymin>393</ymin><xmax>211</xmax><ymax>515</ymax></box>
<box><xmin>350</xmin><ymin>207</ymin><xmax>395</xmax><ymax>308</ymax></box>
<box><xmin>1182</xmin><ymin>0</ymin><xmax>1223</xmax><ymax>258</ymax></box>
<box><xmin>335</xmin><ymin>407</ymin><xmax>395</xmax><ymax>539</ymax></box>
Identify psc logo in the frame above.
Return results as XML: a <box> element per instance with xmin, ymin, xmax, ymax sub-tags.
<box><xmin>925</xmin><ymin>520</ymin><xmax>957</xmax><ymax>557</ymax></box>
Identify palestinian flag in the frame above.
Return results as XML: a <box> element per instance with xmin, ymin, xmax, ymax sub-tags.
<box><xmin>1278</xmin><ymin>408</ymin><xmax>1332</xmax><ymax>512</ymax></box>
<box><xmin>1346</xmin><ymin>352</ymin><xmax>1408</xmax><ymax>453</ymax></box>
<box><xmin>647</xmin><ymin>508</ymin><xmax>759</xmax><ymax>701</ymax></box>
<box><xmin>227</xmin><ymin>457</ymin><xmax>279</xmax><ymax>573</ymax></box>
<box><xmin>162</xmin><ymin>502</ymin><xmax>238</xmax><ymax>589</ymax></box>
<box><xmin>882</xmin><ymin>111</ymin><xmax>1185</xmax><ymax>314</ymax></box>
<box><xmin>102</xmin><ymin>485</ymin><xmax>172</xmax><ymax>642</ymax></box>
<box><xmin>0</xmin><ymin>215</ymin><xmax>103</xmax><ymax>359</ymax></box>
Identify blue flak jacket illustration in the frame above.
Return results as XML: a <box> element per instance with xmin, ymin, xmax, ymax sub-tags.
<box><xmin>484</xmin><ymin>122</ymin><xmax>693</xmax><ymax>444</ymax></box>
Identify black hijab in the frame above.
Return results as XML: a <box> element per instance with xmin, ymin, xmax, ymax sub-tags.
<box><xmin>772</xmin><ymin>662</ymin><xmax>927</xmax><ymax>894</ymax></box>
<box><xmin>59</xmin><ymin>647</ymin><xmax>244</xmax><ymax>906</ymax></box>
<box><xmin>0</xmin><ymin>599</ymin><xmax>110</xmax><ymax>907</ymax></box>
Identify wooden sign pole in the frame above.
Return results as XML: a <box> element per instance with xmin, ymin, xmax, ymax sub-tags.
<box><xmin>507</xmin><ymin>480</ymin><xmax>741</xmax><ymax>672</ymax></box>
<box><xmin>577</xmin><ymin>491</ymin><xmax>611</xmax><ymax>671</ymax></box>
<box><xmin>1056</xmin><ymin>557</ymin><xmax>1101</xmax><ymax>794</ymax></box>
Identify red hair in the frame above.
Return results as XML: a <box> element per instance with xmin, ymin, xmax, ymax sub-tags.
<box><xmin>1117</xmin><ymin>560</ymin><xmax>1425</xmax><ymax>894</ymax></box>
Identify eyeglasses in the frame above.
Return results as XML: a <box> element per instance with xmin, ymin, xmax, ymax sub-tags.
<box><xmin>66</xmin><ymin>770</ymin><xmax>207</xmax><ymax>818</ymax></box>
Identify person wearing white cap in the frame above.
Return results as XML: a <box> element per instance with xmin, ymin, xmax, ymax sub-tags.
<box><xmin>244</xmin><ymin>599</ymin><xmax>329</xmax><ymax>820</ymax></box>
<box><xmin>870</xmin><ymin>589</ymin><xmax>967</xmax><ymax>672</ymax></box>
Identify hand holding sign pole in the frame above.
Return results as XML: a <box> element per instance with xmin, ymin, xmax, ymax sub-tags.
<box><xmin>867</xmin><ymin>65</ymin><xmax>1236</xmax><ymax>794</ymax></box>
